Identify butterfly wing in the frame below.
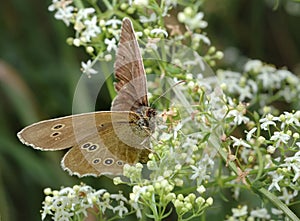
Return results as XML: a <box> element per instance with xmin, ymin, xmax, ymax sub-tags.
<box><xmin>17</xmin><ymin>112</ymin><xmax>112</xmax><ymax>150</ymax></box>
<box><xmin>62</xmin><ymin>123</ymin><xmax>150</xmax><ymax>176</ymax></box>
<box><xmin>112</xmin><ymin>18</ymin><xmax>149</xmax><ymax>112</ymax></box>
<box><xmin>18</xmin><ymin>111</ymin><xmax>150</xmax><ymax>176</ymax></box>
<box><xmin>17</xmin><ymin>111</ymin><xmax>150</xmax><ymax>150</ymax></box>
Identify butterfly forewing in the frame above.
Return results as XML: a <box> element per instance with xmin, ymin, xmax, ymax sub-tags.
<box><xmin>18</xmin><ymin>112</ymin><xmax>113</xmax><ymax>150</ymax></box>
<box><xmin>112</xmin><ymin>18</ymin><xmax>149</xmax><ymax>112</ymax></box>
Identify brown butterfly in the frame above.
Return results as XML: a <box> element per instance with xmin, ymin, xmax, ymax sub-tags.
<box><xmin>17</xmin><ymin>18</ymin><xmax>156</xmax><ymax>177</ymax></box>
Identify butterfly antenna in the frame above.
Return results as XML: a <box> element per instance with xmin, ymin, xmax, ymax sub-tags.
<box><xmin>150</xmin><ymin>80</ymin><xmax>186</xmax><ymax>107</ymax></box>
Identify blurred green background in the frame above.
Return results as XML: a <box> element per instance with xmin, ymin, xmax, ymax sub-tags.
<box><xmin>0</xmin><ymin>0</ymin><xmax>300</xmax><ymax>220</ymax></box>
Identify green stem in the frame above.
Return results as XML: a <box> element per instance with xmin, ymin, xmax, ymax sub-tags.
<box><xmin>73</xmin><ymin>0</ymin><xmax>84</xmax><ymax>9</ymax></box>
<box><xmin>102</xmin><ymin>0</ymin><xmax>113</xmax><ymax>10</ymax></box>
<box><xmin>253</xmin><ymin>143</ymin><xmax>264</xmax><ymax>182</ymax></box>
<box><xmin>258</xmin><ymin>188</ymin><xmax>300</xmax><ymax>221</ymax></box>
<box><xmin>101</xmin><ymin>59</ymin><xmax>116</xmax><ymax>101</ymax></box>
<box><xmin>212</xmin><ymin>133</ymin><xmax>238</xmax><ymax>175</ymax></box>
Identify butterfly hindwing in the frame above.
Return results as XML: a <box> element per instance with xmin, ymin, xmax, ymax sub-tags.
<box><xmin>62</xmin><ymin>113</ymin><xmax>150</xmax><ymax>176</ymax></box>
<box><xmin>62</xmin><ymin>138</ymin><xmax>124</xmax><ymax>177</ymax></box>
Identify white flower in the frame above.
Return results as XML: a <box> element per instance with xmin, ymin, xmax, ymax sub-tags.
<box><xmin>206</xmin><ymin>197</ymin><xmax>213</xmax><ymax>206</ymax></box>
<box><xmin>231</xmin><ymin>136</ymin><xmax>251</xmax><ymax>148</ymax></box>
<box><xmin>231</xmin><ymin>205</ymin><xmax>248</xmax><ymax>217</ymax></box>
<box><xmin>279</xmin><ymin>86</ymin><xmax>295</xmax><ymax>102</ymax></box>
<box><xmin>273</xmin><ymin>71</ymin><xmax>288</xmax><ymax>88</ymax></box>
<box><xmin>74</xmin><ymin>8</ymin><xmax>95</xmax><ymax>31</ymax></box>
<box><xmin>281</xmin><ymin>111</ymin><xmax>300</xmax><ymax>128</ymax></box>
<box><xmin>104</xmin><ymin>38</ymin><xmax>117</xmax><ymax>52</ymax></box>
<box><xmin>91</xmin><ymin>189</ymin><xmax>107</xmax><ymax>206</ymax></box>
<box><xmin>73</xmin><ymin>38</ymin><xmax>81</xmax><ymax>47</ymax></box>
<box><xmin>246</xmin><ymin>127</ymin><xmax>257</xmax><ymax>141</ymax></box>
<box><xmin>183</xmin><ymin>12</ymin><xmax>208</xmax><ymax>30</ymax></box>
<box><xmin>268</xmin><ymin>171</ymin><xmax>284</xmax><ymax>191</ymax></box>
<box><xmin>54</xmin><ymin>6</ymin><xmax>74</xmax><ymax>26</ymax></box>
<box><xmin>98</xmin><ymin>194</ymin><xmax>114</xmax><ymax>213</ymax></box>
<box><xmin>44</xmin><ymin>188</ymin><xmax>52</xmax><ymax>195</ymax></box>
<box><xmin>219</xmin><ymin>70</ymin><xmax>241</xmax><ymax>82</ymax></box>
<box><xmin>250</xmin><ymin>208</ymin><xmax>270</xmax><ymax>219</ymax></box>
<box><xmin>82</xmin><ymin>16</ymin><xmax>101</xmax><ymax>42</ymax></box>
<box><xmin>270</xmin><ymin>131</ymin><xmax>290</xmax><ymax>147</ymax></box>
<box><xmin>267</xmin><ymin>145</ymin><xmax>276</xmax><ymax>154</ymax></box>
<box><xmin>110</xmin><ymin>192</ymin><xmax>128</xmax><ymax>202</ymax></box>
<box><xmin>190</xmin><ymin>164</ymin><xmax>206</xmax><ymax>181</ymax></box>
<box><xmin>140</xmin><ymin>13</ymin><xmax>157</xmax><ymax>23</ymax></box>
<box><xmin>113</xmin><ymin>201</ymin><xmax>128</xmax><ymax>217</ymax></box>
<box><xmin>150</xmin><ymin>28</ymin><xmax>168</xmax><ymax>37</ymax></box>
<box><xmin>76</xmin><ymin>8</ymin><xmax>95</xmax><ymax>21</ymax></box>
<box><xmin>247</xmin><ymin>79</ymin><xmax>258</xmax><ymax>93</ymax></box>
<box><xmin>271</xmin><ymin>207</ymin><xmax>283</xmax><ymax>215</ymax></box>
<box><xmin>48</xmin><ymin>0</ymin><xmax>73</xmax><ymax>12</ymax></box>
<box><xmin>59</xmin><ymin>187</ymin><xmax>75</xmax><ymax>195</ymax></box>
<box><xmin>278</xmin><ymin>187</ymin><xmax>298</xmax><ymax>204</ymax></box>
<box><xmin>130</xmin><ymin>186</ymin><xmax>148</xmax><ymax>203</ymax></box>
<box><xmin>244</xmin><ymin>59</ymin><xmax>263</xmax><ymax>73</ymax></box>
<box><xmin>227</xmin><ymin>109</ymin><xmax>250</xmax><ymax>125</ymax></box>
<box><xmin>133</xmin><ymin>0</ymin><xmax>149</xmax><ymax>6</ymax></box>
<box><xmin>104</xmin><ymin>54</ymin><xmax>112</xmax><ymax>61</ymax></box>
<box><xmin>193</xmin><ymin>33</ymin><xmax>211</xmax><ymax>45</ymax></box>
<box><xmin>197</xmin><ymin>185</ymin><xmax>206</xmax><ymax>194</ymax></box>
<box><xmin>42</xmin><ymin>198</ymin><xmax>54</xmax><ymax>220</ymax></box>
<box><xmin>81</xmin><ymin>60</ymin><xmax>98</xmax><ymax>75</ymax></box>
<box><xmin>105</xmin><ymin>18</ymin><xmax>122</xmax><ymax>29</ymax></box>
<box><xmin>281</xmin><ymin>151</ymin><xmax>300</xmax><ymax>182</ymax></box>
<box><xmin>259</xmin><ymin>114</ymin><xmax>277</xmax><ymax>130</ymax></box>
<box><xmin>53</xmin><ymin>209</ymin><xmax>73</xmax><ymax>221</ymax></box>
<box><xmin>130</xmin><ymin>201</ymin><xmax>142</xmax><ymax>219</ymax></box>
<box><xmin>48</xmin><ymin>0</ymin><xmax>58</xmax><ymax>11</ymax></box>
<box><xmin>190</xmin><ymin>154</ymin><xmax>214</xmax><ymax>183</ymax></box>
<box><xmin>235</xmin><ymin>85</ymin><xmax>253</xmax><ymax>101</ymax></box>
<box><xmin>257</xmin><ymin>69</ymin><xmax>279</xmax><ymax>89</ymax></box>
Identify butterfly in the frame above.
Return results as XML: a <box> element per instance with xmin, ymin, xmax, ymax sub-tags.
<box><xmin>17</xmin><ymin>18</ymin><xmax>156</xmax><ymax>177</ymax></box>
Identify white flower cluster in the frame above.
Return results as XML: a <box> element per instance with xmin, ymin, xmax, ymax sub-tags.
<box><xmin>48</xmin><ymin>0</ymin><xmax>185</xmax><ymax>77</ymax></box>
<box><xmin>114</xmin><ymin>163</ymin><xmax>213</xmax><ymax>219</ymax></box>
<box><xmin>218</xmin><ymin>59</ymin><xmax>300</xmax><ymax>106</ymax></box>
<box><xmin>226</xmin><ymin>205</ymin><xmax>274</xmax><ymax>220</ymax></box>
<box><xmin>48</xmin><ymin>0</ymin><xmax>125</xmax><ymax>77</ymax></box>
<box><xmin>41</xmin><ymin>184</ymin><xmax>129</xmax><ymax>220</ymax></box>
<box><xmin>178</xmin><ymin>7</ymin><xmax>208</xmax><ymax>30</ymax></box>
<box><xmin>229</xmin><ymin>110</ymin><xmax>300</xmax><ymax>185</ymax></box>
<box><xmin>177</xmin><ymin>6</ymin><xmax>211</xmax><ymax>51</ymax></box>
<box><xmin>49</xmin><ymin>1</ymin><xmax>102</xmax><ymax>44</ymax></box>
